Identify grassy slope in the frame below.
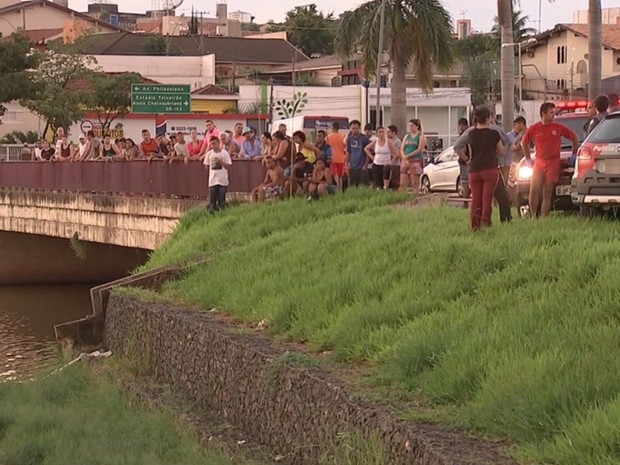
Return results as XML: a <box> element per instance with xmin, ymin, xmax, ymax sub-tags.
<box><xmin>144</xmin><ymin>190</ymin><xmax>620</xmax><ymax>465</ymax></box>
<box><xmin>0</xmin><ymin>365</ymin><xmax>258</xmax><ymax>465</ymax></box>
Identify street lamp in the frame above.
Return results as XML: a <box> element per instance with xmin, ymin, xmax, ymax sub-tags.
<box><xmin>501</xmin><ymin>37</ymin><xmax>537</xmax><ymax>112</ymax></box>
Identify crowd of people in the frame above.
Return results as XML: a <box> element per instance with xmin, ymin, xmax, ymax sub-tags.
<box><xmin>26</xmin><ymin>93</ymin><xmax>619</xmax><ymax>224</ymax></box>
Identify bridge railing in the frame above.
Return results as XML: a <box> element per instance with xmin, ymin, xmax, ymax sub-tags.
<box><xmin>0</xmin><ymin>160</ymin><xmax>267</xmax><ymax>197</ymax></box>
<box><xmin>0</xmin><ymin>145</ymin><xmax>27</xmax><ymax>162</ymax></box>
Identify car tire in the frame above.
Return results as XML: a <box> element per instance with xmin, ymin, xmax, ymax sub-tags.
<box><xmin>456</xmin><ymin>176</ymin><xmax>464</xmax><ymax>197</ymax></box>
<box><xmin>421</xmin><ymin>176</ymin><xmax>431</xmax><ymax>195</ymax></box>
<box><xmin>579</xmin><ymin>205</ymin><xmax>602</xmax><ymax>218</ymax></box>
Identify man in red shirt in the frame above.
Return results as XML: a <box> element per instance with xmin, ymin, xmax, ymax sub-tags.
<box><xmin>139</xmin><ymin>129</ymin><xmax>159</xmax><ymax>160</ymax></box>
<box><xmin>522</xmin><ymin>102</ymin><xmax>579</xmax><ymax>217</ymax></box>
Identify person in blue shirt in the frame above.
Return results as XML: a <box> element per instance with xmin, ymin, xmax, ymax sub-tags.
<box><xmin>240</xmin><ymin>127</ymin><xmax>261</xmax><ymax>159</ymax></box>
<box><xmin>315</xmin><ymin>129</ymin><xmax>332</xmax><ymax>166</ymax></box>
<box><xmin>345</xmin><ymin>120</ymin><xmax>370</xmax><ymax>187</ymax></box>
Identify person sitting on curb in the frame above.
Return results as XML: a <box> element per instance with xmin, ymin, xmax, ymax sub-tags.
<box><xmin>283</xmin><ymin>153</ymin><xmax>310</xmax><ymax>198</ymax></box>
<box><xmin>251</xmin><ymin>156</ymin><xmax>285</xmax><ymax>203</ymax></box>
<box><xmin>307</xmin><ymin>158</ymin><xmax>336</xmax><ymax>201</ymax></box>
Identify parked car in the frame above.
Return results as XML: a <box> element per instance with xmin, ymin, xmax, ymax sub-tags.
<box><xmin>420</xmin><ymin>146</ymin><xmax>462</xmax><ymax>196</ymax></box>
<box><xmin>571</xmin><ymin>111</ymin><xmax>620</xmax><ymax>216</ymax></box>
<box><xmin>512</xmin><ymin>111</ymin><xmax>589</xmax><ymax>217</ymax></box>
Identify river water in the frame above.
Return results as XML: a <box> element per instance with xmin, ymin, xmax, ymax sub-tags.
<box><xmin>0</xmin><ymin>284</ymin><xmax>95</xmax><ymax>380</ymax></box>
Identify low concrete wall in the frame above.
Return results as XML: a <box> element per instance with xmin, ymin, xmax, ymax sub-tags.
<box><xmin>105</xmin><ymin>293</ymin><xmax>518</xmax><ymax>465</ymax></box>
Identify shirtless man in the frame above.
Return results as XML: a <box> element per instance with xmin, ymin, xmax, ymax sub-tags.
<box><xmin>251</xmin><ymin>156</ymin><xmax>285</xmax><ymax>203</ymax></box>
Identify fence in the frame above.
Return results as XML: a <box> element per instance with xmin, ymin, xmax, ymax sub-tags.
<box><xmin>0</xmin><ymin>145</ymin><xmax>28</xmax><ymax>162</ymax></box>
<box><xmin>0</xmin><ymin>159</ymin><xmax>267</xmax><ymax>197</ymax></box>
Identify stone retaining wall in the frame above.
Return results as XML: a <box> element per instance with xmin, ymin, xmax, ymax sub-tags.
<box><xmin>105</xmin><ymin>293</ymin><xmax>518</xmax><ymax>465</ymax></box>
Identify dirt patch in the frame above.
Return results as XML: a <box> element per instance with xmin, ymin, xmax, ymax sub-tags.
<box><xmin>105</xmin><ymin>293</ymin><xmax>519</xmax><ymax>465</ymax></box>
<box><xmin>395</xmin><ymin>193</ymin><xmax>449</xmax><ymax>209</ymax></box>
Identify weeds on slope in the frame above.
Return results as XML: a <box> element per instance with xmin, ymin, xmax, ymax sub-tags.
<box><xmin>145</xmin><ymin>191</ymin><xmax>620</xmax><ymax>464</ymax></box>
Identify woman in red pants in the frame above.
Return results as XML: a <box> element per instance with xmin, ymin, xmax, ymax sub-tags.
<box><xmin>466</xmin><ymin>106</ymin><xmax>505</xmax><ymax>230</ymax></box>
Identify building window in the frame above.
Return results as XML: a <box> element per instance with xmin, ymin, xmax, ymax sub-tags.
<box><xmin>556</xmin><ymin>46</ymin><xmax>567</xmax><ymax>64</ymax></box>
<box><xmin>450</xmin><ymin>80</ymin><xmax>457</xmax><ymax>87</ymax></box>
<box><xmin>342</xmin><ymin>75</ymin><xmax>360</xmax><ymax>86</ymax></box>
<box><xmin>433</xmin><ymin>81</ymin><xmax>440</xmax><ymax>88</ymax></box>
<box><xmin>556</xmin><ymin>79</ymin><xmax>566</xmax><ymax>90</ymax></box>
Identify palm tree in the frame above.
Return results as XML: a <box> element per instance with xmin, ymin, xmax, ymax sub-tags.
<box><xmin>498</xmin><ymin>0</ymin><xmax>514</xmax><ymax>131</ymax></box>
<box><xmin>334</xmin><ymin>0</ymin><xmax>454</xmax><ymax>134</ymax></box>
<box><xmin>588</xmin><ymin>0</ymin><xmax>602</xmax><ymax>100</ymax></box>
<box><xmin>492</xmin><ymin>10</ymin><xmax>537</xmax><ymax>44</ymax></box>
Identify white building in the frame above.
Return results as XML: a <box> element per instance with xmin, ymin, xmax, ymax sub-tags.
<box><xmin>239</xmin><ymin>85</ymin><xmax>471</xmax><ymax>148</ymax></box>
<box><xmin>92</xmin><ymin>54</ymin><xmax>216</xmax><ymax>89</ymax></box>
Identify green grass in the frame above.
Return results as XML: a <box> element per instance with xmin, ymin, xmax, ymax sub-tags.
<box><xmin>0</xmin><ymin>365</ymin><xmax>258</xmax><ymax>465</ymax></box>
<box><xmin>141</xmin><ymin>189</ymin><xmax>620</xmax><ymax>464</ymax></box>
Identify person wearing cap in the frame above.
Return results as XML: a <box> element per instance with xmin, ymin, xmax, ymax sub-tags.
<box><xmin>75</xmin><ymin>133</ymin><xmax>88</xmax><ymax>161</ymax></box>
<box><xmin>240</xmin><ymin>127</ymin><xmax>261</xmax><ymax>159</ymax></box>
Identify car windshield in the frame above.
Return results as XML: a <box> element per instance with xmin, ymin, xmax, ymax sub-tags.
<box><xmin>437</xmin><ymin>149</ymin><xmax>454</xmax><ymax>163</ymax></box>
<box><xmin>587</xmin><ymin>116</ymin><xmax>620</xmax><ymax>144</ymax></box>
<box><xmin>556</xmin><ymin>116</ymin><xmax>589</xmax><ymax>147</ymax></box>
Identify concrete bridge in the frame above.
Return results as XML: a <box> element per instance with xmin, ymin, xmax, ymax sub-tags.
<box><xmin>0</xmin><ymin>160</ymin><xmax>265</xmax><ymax>283</ymax></box>
<box><xmin>0</xmin><ymin>160</ymin><xmax>265</xmax><ymax>250</ymax></box>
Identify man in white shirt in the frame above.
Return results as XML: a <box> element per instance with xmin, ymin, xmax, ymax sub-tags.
<box><xmin>76</xmin><ymin>134</ymin><xmax>88</xmax><ymax>160</ymax></box>
<box><xmin>172</xmin><ymin>131</ymin><xmax>189</xmax><ymax>165</ymax></box>
<box><xmin>203</xmin><ymin>135</ymin><xmax>232</xmax><ymax>211</ymax></box>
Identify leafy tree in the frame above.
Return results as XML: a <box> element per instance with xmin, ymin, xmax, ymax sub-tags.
<box><xmin>455</xmin><ymin>34</ymin><xmax>499</xmax><ymax>106</ymax></box>
<box><xmin>144</xmin><ymin>35</ymin><xmax>166</xmax><ymax>55</ymax></box>
<box><xmin>20</xmin><ymin>41</ymin><xmax>95</xmax><ymax>136</ymax></box>
<box><xmin>0</xmin><ymin>34</ymin><xmax>38</xmax><ymax>121</ymax></box>
<box><xmin>335</xmin><ymin>0</ymin><xmax>454</xmax><ymax>134</ymax></box>
<box><xmin>277</xmin><ymin>4</ymin><xmax>336</xmax><ymax>56</ymax></box>
<box><xmin>241</xmin><ymin>22</ymin><xmax>261</xmax><ymax>32</ymax></box>
<box><xmin>84</xmin><ymin>72</ymin><xmax>142</xmax><ymax>134</ymax></box>
<box><xmin>189</xmin><ymin>7</ymin><xmax>199</xmax><ymax>35</ymax></box>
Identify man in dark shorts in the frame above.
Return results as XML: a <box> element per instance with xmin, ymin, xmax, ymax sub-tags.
<box><xmin>522</xmin><ymin>102</ymin><xmax>579</xmax><ymax>217</ymax></box>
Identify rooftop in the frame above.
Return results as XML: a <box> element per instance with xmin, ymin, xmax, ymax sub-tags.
<box><xmin>534</xmin><ymin>23</ymin><xmax>620</xmax><ymax>51</ymax></box>
<box><xmin>0</xmin><ymin>0</ymin><xmax>128</xmax><ymax>33</ymax></box>
<box><xmin>81</xmin><ymin>32</ymin><xmax>309</xmax><ymax>64</ymax></box>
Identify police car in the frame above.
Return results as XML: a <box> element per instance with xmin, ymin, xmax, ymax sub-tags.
<box><xmin>571</xmin><ymin>111</ymin><xmax>620</xmax><ymax>215</ymax></box>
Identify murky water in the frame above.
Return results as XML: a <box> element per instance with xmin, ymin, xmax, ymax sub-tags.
<box><xmin>0</xmin><ymin>284</ymin><xmax>95</xmax><ymax>379</ymax></box>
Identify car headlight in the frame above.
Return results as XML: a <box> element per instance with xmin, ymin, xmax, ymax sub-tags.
<box><xmin>517</xmin><ymin>165</ymin><xmax>533</xmax><ymax>181</ymax></box>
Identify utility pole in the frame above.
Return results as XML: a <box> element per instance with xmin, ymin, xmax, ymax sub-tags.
<box><xmin>292</xmin><ymin>55</ymin><xmax>297</xmax><ymax>90</ymax></box>
<box><xmin>375</xmin><ymin>0</ymin><xmax>386</xmax><ymax>128</ymax></box>
<box><xmin>268</xmin><ymin>79</ymin><xmax>274</xmax><ymax>130</ymax></box>
<box><xmin>569</xmin><ymin>60</ymin><xmax>574</xmax><ymax>100</ymax></box>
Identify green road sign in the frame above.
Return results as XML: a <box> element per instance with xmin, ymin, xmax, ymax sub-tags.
<box><xmin>131</xmin><ymin>84</ymin><xmax>191</xmax><ymax>114</ymax></box>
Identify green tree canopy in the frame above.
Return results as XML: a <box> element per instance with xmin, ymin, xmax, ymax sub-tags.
<box><xmin>84</xmin><ymin>72</ymin><xmax>143</xmax><ymax>134</ymax></box>
<box><xmin>492</xmin><ymin>9</ymin><xmax>537</xmax><ymax>44</ymax></box>
<box><xmin>0</xmin><ymin>34</ymin><xmax>38</xmax><ymax>120</ymax></box>
<box><xmin>20</xmin><ymin>41</ymin><xmax>95</xmax><ymax>135</ymax></box>
<box><xmin>274</xmin><ymin>4</ymin><xmax>337</xmax><ymax>56</ymax></box>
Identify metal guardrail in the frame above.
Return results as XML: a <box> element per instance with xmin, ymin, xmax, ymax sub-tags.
<box><xmin>0</xmin><ymin>160</ymin><xmax>266</xmax><ymax>197</ymax></box>
<box><xmin>0</xmin><ymin>145</ymin><xmax>28</xmax><ymax>162</ymax></box>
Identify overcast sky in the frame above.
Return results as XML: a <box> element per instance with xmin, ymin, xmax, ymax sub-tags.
<box><xmin>68</xmin><ymin>0</ymin><xmax>618</xmax><ymax>33</ymax></box>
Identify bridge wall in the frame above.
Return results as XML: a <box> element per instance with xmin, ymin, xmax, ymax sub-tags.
<box><xmin>0</xmin><ymin>231</ymin><xmax>149</xmax><ymax>284</ymax></box>
<box><xmin>0</xmin><ymin>190</ymin><xmax>199</xmax><ymax>250</ymax></box>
